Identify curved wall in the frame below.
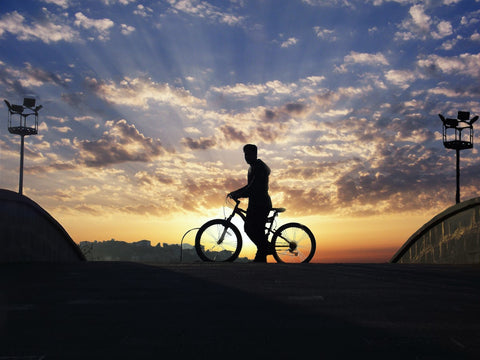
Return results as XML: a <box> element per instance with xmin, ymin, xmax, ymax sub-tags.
<box><xmin>391</xmin><ymin>197</ymin><xmax>480</xmax><ymax>264</ymax></box>
<box><xmin>0</xmin><ymin>189</ymin><xmax>85</xmax><ymax>262</ymax></box>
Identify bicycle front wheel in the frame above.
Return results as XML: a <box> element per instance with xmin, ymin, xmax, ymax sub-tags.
<box><xmin>195</xmin><ymin>219</ymin><xmax>242</xmax><ymax>262</ymax></box>
<box><xmin>272</xmin><ymin>223</ymin><xmax>316</xmax><ymax>263</ymax></box>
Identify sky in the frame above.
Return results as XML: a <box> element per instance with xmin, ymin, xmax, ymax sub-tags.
<box><xmin>1</xmin><ymin>0</ymin><xmax>479</xmax><ymax>262</ymax></box>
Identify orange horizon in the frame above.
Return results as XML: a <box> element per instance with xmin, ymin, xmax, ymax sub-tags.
<box><xmin>56</xmin><ymin>209</ymin><xmax>423</xmax><ymax>263</ymax></box>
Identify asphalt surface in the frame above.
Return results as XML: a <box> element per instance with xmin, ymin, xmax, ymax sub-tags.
<box><xmin>1</xmin><ymin>262</ymin><xmax>479</xmax><ymax>359</ymax></box>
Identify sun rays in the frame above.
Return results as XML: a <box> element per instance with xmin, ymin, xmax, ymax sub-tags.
<box><xmin>1</xmin><ymin>0</ymin><xmax>480</xmax><ymax>261</ymax></box>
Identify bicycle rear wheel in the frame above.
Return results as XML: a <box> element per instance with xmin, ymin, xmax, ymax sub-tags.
<box><xmin>195</xmin><ymin>219</ymin><xmax>242</xmax><ymax>262</ymax></box>
<box><xmin>271</xmin><ymin>223</ymin><xmax>316</xmax><ymax>263</ymax></box>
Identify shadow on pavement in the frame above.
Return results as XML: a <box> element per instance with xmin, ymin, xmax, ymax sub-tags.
<box><xmin>0</xmin><ymin>262</ymin><xmax>477</xmax><ymax>359</ymax></box>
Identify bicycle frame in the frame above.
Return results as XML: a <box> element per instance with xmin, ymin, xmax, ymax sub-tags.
<box><xmin>221</xmin><ymin>199</ymin><xmax>291</xmax><ymax>250</ymax></box>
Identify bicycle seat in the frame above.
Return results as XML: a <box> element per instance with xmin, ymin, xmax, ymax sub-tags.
<box><xmin>272</xmin><ymin>207</ymin><xmax>286</xmax><ymax>213</ymax></box>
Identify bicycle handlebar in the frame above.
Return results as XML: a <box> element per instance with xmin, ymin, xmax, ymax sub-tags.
<box><xmin>227</xmin><ymin>195</ymin><xmax>285</xmax><ymax>214</ymax></box>
<box><xmin>226</xmin><ymin>194</ymin><xmax>241</xmax><ymax>205</ymax></box>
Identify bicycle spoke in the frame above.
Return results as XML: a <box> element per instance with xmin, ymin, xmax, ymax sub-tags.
<box><xmin>195</xmin><ymin>220</ymin><xmax>242</xmax><ymax>262</ymax></box>
<box><xmin>272</xmin><ymin>223</ymin><xmax>315</xmax><ymax>263</ymax></box>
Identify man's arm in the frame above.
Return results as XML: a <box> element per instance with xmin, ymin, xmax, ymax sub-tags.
<box><xmin>228</xmin><ymin>166</ymin><xmax>256</xmax><ymax>199</ymax></box>
<box><xmin>228</xmin><ymin>162</ymin><xmax>266</xmax><ymax>199</ymax></box>
<box><xmin>228</xmin><ymin>183</ymin><xmax>250</xmax><ymax>199</ymax></box>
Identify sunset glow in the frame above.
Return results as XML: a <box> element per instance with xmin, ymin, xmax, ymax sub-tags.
<box><xmin>1</xmin><ymin>0</ymin><xmax>479</xmax><ymax>262</ymax></box>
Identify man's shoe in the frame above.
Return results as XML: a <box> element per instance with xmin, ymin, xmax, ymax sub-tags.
<box><xmin>253</xmin><ymin>251</ymin><xmax>267</xmax><ymax>263</ymax></box>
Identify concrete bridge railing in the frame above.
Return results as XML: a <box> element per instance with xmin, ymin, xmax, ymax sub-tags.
<box><xmin>391</xmin><ymin>197</ymin><xmax>480</xmax><ymax>264</ymax></box>
<box><xmin>0</xmin><ymin>189</ymin><xmax>85</xmax><ymax>262</ymax></box>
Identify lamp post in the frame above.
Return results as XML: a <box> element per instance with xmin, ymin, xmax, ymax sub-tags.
<box><xmin>439</xmin><ymin>111</ymin><xmax>478</xmax><ymax>204</ymax></box>
<box><xmin>4</xmin><ymin>97</ymin><xmax>42</xmax><ymax>195</ymax></box>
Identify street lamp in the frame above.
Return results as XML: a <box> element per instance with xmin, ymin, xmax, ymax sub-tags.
<box><xmin>439</xmin><ymin>111</ymin><xmax>478</xmax><ymax>204</ymax></box>
<box><xmin>4</xmin><ymin>97</ymin><xmax>43</xmax><ymax>195</ymax></box>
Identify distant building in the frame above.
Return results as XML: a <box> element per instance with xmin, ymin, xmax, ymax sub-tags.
<box><xmin>133</xmin><ymin>240</ymin><xmax>151</xmax><ymax>247</ymax></box>
<box><xmin>78</xmin><ymin>239</ymin><xmax>248</xmax><ymax>263</ymax></box>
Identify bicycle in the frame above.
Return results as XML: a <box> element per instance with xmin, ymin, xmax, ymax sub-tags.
<box><xmin>195</xmin><ymin>197</ymin><xmax>316</xmax><ymax>263</ymax></box>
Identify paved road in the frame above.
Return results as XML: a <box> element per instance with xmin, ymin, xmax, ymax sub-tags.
<box><xmin>1</xmin><ymin>262</ymin><xmax>479</xmax><ymax>359</ymax></box>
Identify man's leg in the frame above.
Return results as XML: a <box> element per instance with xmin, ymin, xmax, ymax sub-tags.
<box><xmin>245</xmin><ymin>209</ymin><xmax>269</xmax><ymax>262</ymax></box>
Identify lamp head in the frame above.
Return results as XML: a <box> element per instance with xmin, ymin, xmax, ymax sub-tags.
<box><xmin>458</xmin><ymin>111</ymin><xmax>470</xmax><ymax>121</ymax></box>
<box><xmin>11</xmin><ymin>104</ymin><xmax>24</xmax><ymax>114</ymax></box>
<box><xmin>4</xmin><ymin>99</ymin><xmax>12</xmax><ymax>110</ymax></box>
<box><xmin>445</xmin><ymin>118</ymin><xmax>458</xmax><ymax>128</ymax></box>
<box><xmin>23</xmin><ymin>97</ymin><xmax>36</xmax><ymax>108</ymax></box>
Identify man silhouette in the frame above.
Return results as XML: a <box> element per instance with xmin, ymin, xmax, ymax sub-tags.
<box><xmin>228</xmin><ymin>144</ymin><xmax>272</xmax><ymax>262</ymax></box>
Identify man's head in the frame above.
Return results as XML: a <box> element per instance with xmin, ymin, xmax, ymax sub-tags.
<box><xmin>243</xmin><ymin>144</ymin><xmax>257</xmax><ymax>164</ymax></box>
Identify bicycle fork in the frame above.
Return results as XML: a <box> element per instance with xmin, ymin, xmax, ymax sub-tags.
<box><xmin>218</xmin><ymin>214</ymin><xmax>235</xmax><ymax>245</ymax></box>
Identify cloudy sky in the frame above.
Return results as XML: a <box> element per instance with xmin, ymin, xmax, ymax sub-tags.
<box><xmin>1</xmin><ymin>0</ymin><xmax>479</xmax><ymax>262</ymax></box>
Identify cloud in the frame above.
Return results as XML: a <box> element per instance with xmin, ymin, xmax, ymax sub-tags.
<box><xmin>408</xmin><ymin>4</ymin><xmax>431</xmax><ymax>33</ymax></box>
<box><xmin>220</xmin><ymin>125</ymin><xmax>248</xmax><ymax>143</ymax></box>
<box><xmin>167</xmin><ymin>0</ymin><xmax>244</xmax><ymax>26</ymax></box>
<box><xmin>273</xmin><ymin>185</ymin><xmax>332</xmax><ymax>215</ymax></box>
<box><xmin>333</xmin><ymin>143</ymin><xmax>447</xmax><ymax>211</ymax></box>
<box><xmin>432</xmin><ymin>20</ymin><xmax>453</xmax><ymax>39</ymax></box>
<box><xmin>384</xmin><ymin>69</ymin><xmax>417</xmax><ymax>89</ymax></box>
<box><xmin>336</xmin><ymin>51</ymin><xmax>389</xmax><ymax>73</ymax></box>
<box><xmin>417</xmin><ymin>53</ymin><xmax>480</xmax><ymax>78</ymax></box>
<box><xmin>3</xmin><ymin>0</ymin><xmax>477</xmax><ymax>224</ymax></box>
<box><xmin>0</xmin><ymin>62</ymin><xmax>69</xmax><ymax>94</ymax></box>
<box><xmin>309</xmin><ymin>83</ymin><xmax>379</xmax><ymax>120</ymax></box>
<box><xmin>52</xmin><ymin>126</ymin><xmax>73</xmax><ymax>133</ymax></box>
<box><xmin>42</xmin><ymin>0</ymin><xmax>70</xmax><ymax>8</ymax></box>
<box><xmin>302</xmin><ymin>76</ymin><xmax>326</xmax><ymax>86</ymax></box>
<box><xmin>313</xmin><ymin>26</ymin><xmax>337</xmax><ymax>41</ymax></box>
<box><xmin>101</xmin><ymin>0</ymin><xmax>136</xmax><ymax>5</ymax></box>
<box><xmin>302</xmin><ymin>0</ymin><xmax>356</xmax><ymax>8</ymax></box>
<box><xmin>471</xmin><ymin>32</ymin><xmax>480</xmax><ymax>41</ymax></box>
<box><xmin>210</xmin><ymin>82</ymin><xmax>268</xmax><ymax>97</ymax></box>
<box><xmin>440</xmin><ymin>35</ymin><xmax>462</xmax><ymax>50</ymax></box>
<box><xmin>47</xmin><ymin>115</ymin><xmax>68</xmax><ymax>123</ymax></box>
<box><xmin>209</xmin><ymin>79</ymin><xmax>304</xmax><ymax>99</ymax></box>
<box><xmin>285</xmin><ymin>103</ymin><xmax>307</xmax><ymax>114</ymax></box>
<box><xmin>275</xmin><ymin>119</ymin><xmax>446</xmax><ymax>215</ymax></box>
<box><xmin>88</xmin><ymin>76</ymin><xmax>205</xmax><ymax>109</ymax></box>
<box><xmin>181</xmin><ymin>136</ymin><xmax>217</xmax><ymax>150</ymax></box>
<box><xmin>427</xmin><ymin>87</ymin><xmax>470</xmax><ymax>97</ymax></box>
<box><xmin>134</xmin><ymin>4</ymin><xmax>154</xmax><ymax>17</ymax></box>
<box><xmin>184</xmin><ymin>126</ymin><xmax>202</xmax><ymax>134</ymax></box>
<box><xmin>396</xmin><ymin>4</ymin><xmax>453</xmax><ymax>41</ymax></box>
<box><xmin>120</xmin><ymin>24</ymin><xmax>136</xmax><ymax>35</ymax></box>
<box><xmin>61</xmin><ymin>92</ymin><xmax>87</xmax><ymax>109</ymax></box>
<box><xmin>75</xmin><ymin>119</ymin><xmax>168</xmax><ymax>167</ymax></box>
<box><xmin>74</xmin><ymin>115</ymin><xmax>96</xmax><ymax>122</ymax></box>
<box><xmin>26</xmin><ymin>160</ymin><xmax>78</xmax><ymax>175</ymax></box>
<box><xmin>74</xmin><ymin>12</ymin><xmax>114</xmax><ymax>41</ymax></box>
<box><xmin>178</xmin><ymin>102</ymin><xmax>307</xmax><ymax>151</ymax></box>
<box><xmin>280</xmin><ymin>37</ymin><xmax>299</xmax><ymax>48</ymax></box>
<box><xmin>254</xmin><ymin>104</ymin><xmax>310</xmax><ymax>126</ymax></box>
<box><xmin>344</xmin><ymin>51</ymin><xmax>389</xmax><ymax>66</ymax></box>
<box><xmin>134</xmin><ymin>170</ymin><xmax>174</xmax><ymax>186</ymax></box>
<box><xmin>0</xmin><ymin>11</ymin><xmax>79</xmax><ymax>43</ymax></box>
<box><xmin>313</xmin><ymin>89</ymin><xmax>340</xmax><ymax>109</ymax></box>
<box><xmin>252</xmin><ymin>106</ymin><xmax>464</xmax><ymax>216</ymax></box>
